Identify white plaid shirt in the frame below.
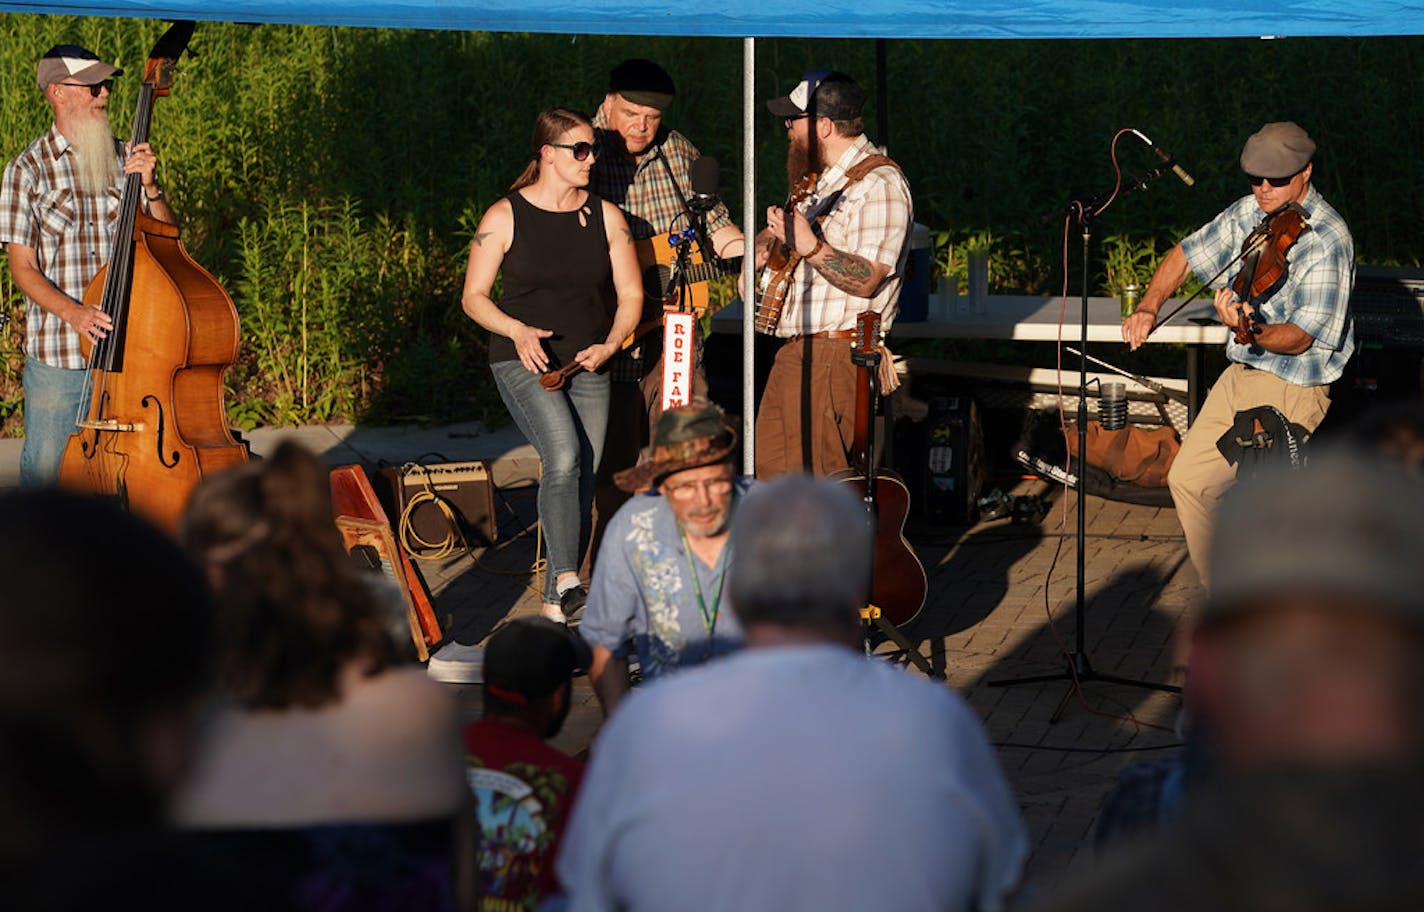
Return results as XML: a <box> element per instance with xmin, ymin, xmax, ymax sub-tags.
<box><xmin>773</xmin><ymin>135</ymin><xmax>913</xmax><ymax>339</ymax></box>
<box><xmin>1181</xmin><ymin>185</ymin><xmax>1354</xmax><ymax>387</ymax></box>
<box><xmin>1</xmin><ymin>125</ymin><xmax>124</xmax><ymax>370</ymax></box>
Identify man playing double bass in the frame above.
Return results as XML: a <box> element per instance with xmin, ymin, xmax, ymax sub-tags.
<box><xmin>1121</xmin><ymin>122</ymin><xmax>1354</xmax><ymax>585</ymax></box>
<box><xmin>1</xmin><ymin>44</ymin><xmax>174</xmax><ymax>487</ymax></box>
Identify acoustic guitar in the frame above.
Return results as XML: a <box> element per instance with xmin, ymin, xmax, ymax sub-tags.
<box><xmin>831</xmin><ymin>311</ymin><xmax>927</xmax><ymax>627</ymax></box>
<box><xmin>633</xmin><ymin>236</ymin><xmax>742</xmax><ymax>316</ymax></box>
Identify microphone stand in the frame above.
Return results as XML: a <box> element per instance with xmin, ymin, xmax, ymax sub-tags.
<box><xmin>989</xmin><ymin>165</ymin><xmax>1182</xmax><ymax>721</ymax></box>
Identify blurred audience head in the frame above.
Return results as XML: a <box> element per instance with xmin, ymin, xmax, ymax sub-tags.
<box><xmin>1196</xmin><ymin>448</ymin><xmax>1424</xmax><ymax>771</ymax></box>
<box><xmin>728</xmin><ymin>476</ymin><xmax>870</xmax><ymax>643</ymax></box>
<box><xmin>181</xmin><ymin>441</ymin><xmax>396</xmax><ymax>710</ymax></box>
<box><xmin>1345</xmin><ymin>399</ymin><xmax>1424</xmax><ymax>475</ymax></box>
<box><xmin>482</xmin><ymin>617</ymin><xmax>577</xmax><ymax>739</ymax></box>
<box><xmin>0</xmin><ymin>489</ymin><xmax>212</xmax><ymax>859</ymax></box>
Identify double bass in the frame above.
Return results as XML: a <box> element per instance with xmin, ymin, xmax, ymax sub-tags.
<box><xmin>59</xmin><ymin>21</ymin><xmax>247</xmax><ymax>532</ymax></box>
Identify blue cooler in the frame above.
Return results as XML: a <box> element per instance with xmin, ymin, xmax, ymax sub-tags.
<box><xmin>897</xmin><ymin>222</ymin><xmax>931</xmax><ymax>322</ymax></box>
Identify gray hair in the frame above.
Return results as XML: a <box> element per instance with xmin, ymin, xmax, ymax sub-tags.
<box><xmin>729</xmin><ymin>476</ymin><xmax>871</xmax><ymax>632</ymax></box>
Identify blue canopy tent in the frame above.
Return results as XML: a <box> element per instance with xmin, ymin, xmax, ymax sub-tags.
<box><xmin>1</xmin><ymin>0</ymin><xmax>1421</xmax><ymax>37</ymax></box>
<box><xmin>4</xmin><ymin>0</ymin><xmax>1421</xmax><ymax>459</ymax></box>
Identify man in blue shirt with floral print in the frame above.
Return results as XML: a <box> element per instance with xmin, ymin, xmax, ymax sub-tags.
<box><xmin>1122</xmin><ymin>122</ymin><xmax>1353</xmax><ymax>585</ymax></box>
<box><xmin>581</xmin><ymin>400</ymin><xmax>748</xmax><ymax>716</ymax></box>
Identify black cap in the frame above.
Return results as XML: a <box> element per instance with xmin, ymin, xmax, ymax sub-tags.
<box><xmin>609</xmin><ymin>58</ymin><xmax>675</xmax><ymax>111</ymax></box>
<box><xmin>482</xmin><ymin>617</ymin><xmax>577</xmax><ymax>704</ymax></box>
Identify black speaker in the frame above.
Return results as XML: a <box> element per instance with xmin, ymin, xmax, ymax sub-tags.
<box><xmin>893</xmin><ymin>384</ymin><xmax>985</xmax><ymax>525</ymax></box>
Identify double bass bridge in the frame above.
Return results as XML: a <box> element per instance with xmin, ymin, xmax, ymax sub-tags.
<box><xmin>76</xmin><ymin>418</ymin><xmax>144</xmax><ymax>433</ymax></box>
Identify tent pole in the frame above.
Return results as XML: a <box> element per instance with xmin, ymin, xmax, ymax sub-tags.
<box><xmin>741</xmin><ymin>36</ymin><xmax>757</xmax><ymax>475</ymax></box>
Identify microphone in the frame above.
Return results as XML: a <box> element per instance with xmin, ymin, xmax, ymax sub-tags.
<box><xmin>1136</xmin><ymin>133</ymin><xmax>1195</xmax><ymax>187</ymax></box>
<box><xmin>689</xmin><ymin>156</ymin><xmax>721</xmax><ymax>211</ymax></box>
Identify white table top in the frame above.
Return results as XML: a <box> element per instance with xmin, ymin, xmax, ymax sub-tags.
<box><xmin>713</xmin><ymin>294</ymin><xmax>1228</xmax><ymax>346</ymax></box>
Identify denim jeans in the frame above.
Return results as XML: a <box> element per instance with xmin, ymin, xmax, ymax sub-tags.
<box><xmin>490</xmin><ymin>360</ymin><xmax>610</xmax><ymax>602</ymax></box>
<box><xmin>21</xmin><ymin>357</ymin><xmax>88</xmax><ymax>488</ymax></box>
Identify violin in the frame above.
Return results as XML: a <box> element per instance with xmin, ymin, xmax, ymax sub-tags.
<box><xmin>1228</xmin><ymin>202</ymin><xmax>1311</xmax><ymax>345</ymax></box>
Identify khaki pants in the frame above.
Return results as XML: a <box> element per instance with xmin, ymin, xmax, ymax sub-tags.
<box><xmin>1168</xmin><ymin>363</ymin><xmax>1330</xmax><ymax>585</ymax></box>
<box><xmin>755</xmin><ymin>337</ymin><xmax>859</xmax><ymax>478</ymax></box>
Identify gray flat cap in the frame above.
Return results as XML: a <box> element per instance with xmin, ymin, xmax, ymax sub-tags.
<box><xmin>1239</xmin><ymin>121</ymin><xmax>1316</xmax><ymax>179</ymax></box>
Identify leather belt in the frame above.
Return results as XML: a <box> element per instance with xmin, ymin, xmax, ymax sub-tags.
<box><xmin>787</xmin><ymin>329</ymin><xmax>857</xmax><ymax>342</ymax></box>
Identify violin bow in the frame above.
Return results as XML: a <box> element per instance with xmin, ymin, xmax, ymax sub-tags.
<box><xmin>1145</xmin><ymin>230</ymin><xmax>1269</xmax><ymax>339</ymax></box>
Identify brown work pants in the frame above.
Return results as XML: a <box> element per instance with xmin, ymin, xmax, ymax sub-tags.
<box><xmin>755</xmin><ymin>336</ymin><xmax>859</xmax><ymax>478</ymax></box>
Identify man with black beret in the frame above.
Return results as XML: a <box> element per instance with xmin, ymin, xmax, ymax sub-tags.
<box><xmin>1121</xmin><ymin>122</ymin><xmax>1354</xmax><ymax>585</ymax></box>
<box><xmin>589</xmin><ymin>60</ymin><xmax>746</xmax><ymax>544</ymax></box>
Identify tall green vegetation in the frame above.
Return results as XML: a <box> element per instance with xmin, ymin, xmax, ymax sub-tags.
<box><xmin>1</xmin><ymin>15</ymin><xmax>1420</xmax><ymax>435</ymax></box>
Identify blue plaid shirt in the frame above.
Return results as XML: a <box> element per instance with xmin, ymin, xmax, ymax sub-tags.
<box><xmin>1181</xmin><ymin>185</ymin><xmax>1354</xmax><ymax>386</ymax></box>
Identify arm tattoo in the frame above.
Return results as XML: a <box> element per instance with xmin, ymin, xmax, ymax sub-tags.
<box><xmin>620</xmin><ymin>227</ymin><xmax>634</xmax><ymax>244</ymax></box>
<box><xmin>473</xmin><ymin>231</ymin><xmax>492</xmax><ymax>247</ymax></box>
<box><xmin>813</xmin><ymin>248</ymin><xmax>875</xmax><ymax>294</ymax></box>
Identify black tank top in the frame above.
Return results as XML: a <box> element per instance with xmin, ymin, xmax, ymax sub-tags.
<box><xmin>488</xmin><ymin>191</ymin><xmax>614</xmax><ymax>367</ymax></box>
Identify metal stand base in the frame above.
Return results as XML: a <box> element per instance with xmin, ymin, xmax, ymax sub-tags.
<box><xmin>862</xmin><ymin>608</ymin><xmax>942</xmax><ymax>680</ymax></box>
<box><xmin>989</xmin><ymin>651</ymin><xmax>1180</xmax><ymax>724</ymax></box>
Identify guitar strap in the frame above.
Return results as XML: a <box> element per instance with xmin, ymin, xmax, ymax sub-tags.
<box><xmin>807</xmin><ymin>153</ymin><xmax>904</xmax><ymax>393</ymax></box>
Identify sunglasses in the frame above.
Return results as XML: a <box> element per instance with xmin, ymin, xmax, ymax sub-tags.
<box><xmin>1247</xmin><ymin>171</ymin><xmax>1301</xmax><ymax>188</ymax></box>
<box><xmin>58</xmin><ymin>80</ymin><xmax>114</xmax><ymax>97</ymax></box>
<box><xmin>548</xmin><ymin>141</ymin><xmax>599</xmax><ymax>161</ymax></box>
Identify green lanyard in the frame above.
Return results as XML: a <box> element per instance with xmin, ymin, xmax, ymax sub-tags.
<box><xmin>678</xmin><ymin>525</ymin><xmax>727</xmax><ymax>641</ymax></box>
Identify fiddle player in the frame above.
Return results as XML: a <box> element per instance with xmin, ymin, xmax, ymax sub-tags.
<box><xmin>753</xmin><ymin>69</ymin><xmax>913</xmax><ymax>477</ymax></box>
<box><xmin>0</xmin><ymin>44</ymin><xmax>174</xmax><ymax>487</ymax></box>
<box><xmin>1121</xmin><ymin>122</ymin><xmax>1353</xmax><ymax>585</ymax></box>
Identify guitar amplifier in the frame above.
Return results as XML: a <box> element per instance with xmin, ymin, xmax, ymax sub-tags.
<box><xmin>378</xmin><ymin>461</ymin><xmax>498</xmax><ymax>552</ymax></box>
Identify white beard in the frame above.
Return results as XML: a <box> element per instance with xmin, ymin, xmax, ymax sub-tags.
<box><xmin>69</xmin><ymin>115</ymin><xmax>121</xmax><ymax>196</ymax></box>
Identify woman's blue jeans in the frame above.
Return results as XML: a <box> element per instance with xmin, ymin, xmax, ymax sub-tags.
<box><xmin>490</xmin><ymin>360</ymin><xmax>609</xmax><ymax>603</ymax></box>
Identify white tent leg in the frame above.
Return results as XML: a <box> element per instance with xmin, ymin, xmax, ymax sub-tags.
<box><xmin>741</xmin><ymin>35</ymin><xmax>757</xmax><ymax>475</ymax></box>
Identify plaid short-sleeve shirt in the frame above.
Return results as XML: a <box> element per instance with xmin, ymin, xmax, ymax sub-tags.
<box><xmin>774</xmin><ymin>136</ymin><xmax>914</xmax><ymax>338</ymax></box>
<box><xmin>590</xmin><ymin>113</ymin><xmax>733</xmax><ymax>244</ymax></box>
<box><xmin>591</xmin><ymin>111</ymin><xmax>735</xmax><ymax>382</ymax></box>
<box><xmin>1</xmin><ymin>125</ymin><xmax>124</xmax><ymax>370</ymax></box>
<box><xmin>1180</xmin><ymin>185</ymin><xmax>1354</xmax><ymax>387</ymax></box>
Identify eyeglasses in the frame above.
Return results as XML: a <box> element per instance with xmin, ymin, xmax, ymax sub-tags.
<box><xmin>57</xmin><ymin>80</ymin><xmax>113</xmax><ymax>97</ymax></box>
<box><xmin>662</xmin><ymin>477</ymin><xmax>735</xmax><ymax>501</ymax></box>
<box><xmin>784</xmin><ymin>114</ymin><xmax>811</xmax><ymax>129</ymax></box>
<box><xmin>1247</xmin><ymin>171</ymin><xmax>1301</xmax><ymax>188</ymax></box>
<box><xmin>548</xmin><ymin>141</ymin><xmax>600</xmax><ymax>161</ymax></box>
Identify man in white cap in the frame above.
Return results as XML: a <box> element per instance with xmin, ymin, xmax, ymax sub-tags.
<box><xmin>1</xmin><ymin>44</ymin><xmax>174</xmax><ymax>486</ymax></box>
<box><xmin>1121</xmin><ymin>122</ymin><xmax>1353</xmax><ymax>584</ymax></box>
<box><xmin>754</xmin><ymin>69</ymin><xmax>913</xmax><ymax>477</ymax></box>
